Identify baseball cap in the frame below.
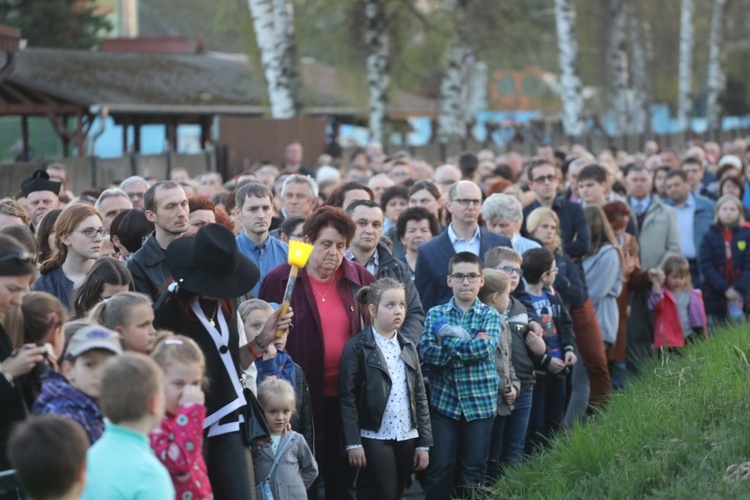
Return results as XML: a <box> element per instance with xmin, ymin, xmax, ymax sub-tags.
<box><xmin>65</xmin><ymin>325</ymin><xmax>123</xmax><ymax>358</ymax></box>
<box><xmin>718</xmin><ymin>155</ymin><xmax>743</xmax><ymax>169</ymax></box>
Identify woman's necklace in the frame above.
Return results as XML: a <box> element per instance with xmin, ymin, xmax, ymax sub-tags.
<box><xmin>312</xmin><ymin>274</ymin><xmax>336</xmax><ymax>302</ymax></box>
<box><xmin>205</xmin><ymin>302</ymin><xmax>219</xmax><ymax>327</ymax></box>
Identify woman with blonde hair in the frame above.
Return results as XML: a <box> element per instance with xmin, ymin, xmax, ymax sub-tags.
<box><xmin>526</xmin><ymin>207</ymin><xmax>610</xmax><ymax>416</ymax></box>
<box><xmin>34</xmin><ymin>204</ymin><xmax>105</xmax><ymax>312</ymax></box>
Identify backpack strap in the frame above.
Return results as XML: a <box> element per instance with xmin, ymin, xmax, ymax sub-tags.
<box><xmin>264</xmin><ymin>434</ymin><xmax>295</xmax><ymax>482</ymax></box>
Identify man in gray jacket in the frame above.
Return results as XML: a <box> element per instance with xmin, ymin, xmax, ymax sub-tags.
<box><xmin>344</xmin><ymin>200</ymin><xmax>425</xmax><ymax>344</ymax></box>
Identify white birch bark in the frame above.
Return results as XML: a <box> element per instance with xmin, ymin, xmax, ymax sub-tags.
<box><xmin>248</xmin><ymin>0</ymin><xmax>297</xmax><ymax>118</ymax></box>
<box><xmin>607</xmin><ymin>0</ymin><xmax>629</xmax><ymax>137</ymax></box>
<box><xmin>273</xmin><ymin>0</ymin><xmax>301</xmax><ymax>114</ymax></box>
<box><xmin>365</xmin><ymin>0</ymin><xmax>390</xmax><ymax>144</ymax></box>
<box><xmin>630</xmin><ymin>11</ymin><xmax>651</xmax><ymax>135</ymax></box>
<box><xmin>437</xmin><ymin>39</ymin><xmax>470</xmax><ymax>143</ymax></box>
<box><xmin>706</xmin><ymin>0</ymin><xmax>727</xmax><ymax>131</ymax></box>
<box><xmin>677</xmin><ymin>0</ymin><xmax>694</xmax><ymax>131</ymax></box>
<box><xmin>554</xmin><ymin>0</ymin><xmax>585</xmax><ymax>137</ymax></box>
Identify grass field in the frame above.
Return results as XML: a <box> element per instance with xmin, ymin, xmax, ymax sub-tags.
<box><xmin>492</xmin><ymin>325</ymin><xmax>750</xmax><ymax>499</ymax></box>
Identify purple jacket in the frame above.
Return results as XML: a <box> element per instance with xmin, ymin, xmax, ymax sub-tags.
<box><xmin>32</xmin><ymin>371</ymin><xmax>104</xmax><ymax>444</ymax></box>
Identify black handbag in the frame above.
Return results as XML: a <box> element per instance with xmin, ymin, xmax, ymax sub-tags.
<box><xmin>241</xmin><ymin>387</ymin><xmax>271</xmax><ymax>446</ymax></box>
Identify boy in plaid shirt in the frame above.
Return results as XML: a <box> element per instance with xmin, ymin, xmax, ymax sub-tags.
<box><xmin>419</xmin><ymin>252</ymin><xmax>501</xmax><ymax>499</ymax></box>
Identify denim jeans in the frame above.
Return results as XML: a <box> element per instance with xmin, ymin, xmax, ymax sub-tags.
<box><xmin>488</xmin><ymin>386</ymin><xmax>533</xmax><ymax>472</ymax></box>
<box><xmin>525</xmin><ymin>374</ymin><xmax>566</xmax><ymax>453</ymax></box>
<box><xmin>424</xmin><ymin>410</ymin><xmax>494</xmax><ymax>500</ymax></box>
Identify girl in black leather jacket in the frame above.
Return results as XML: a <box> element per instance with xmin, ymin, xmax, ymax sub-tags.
<box><xmin>339</xmin><ymin>278</ymin><xmax>432</xmax><ymax>500</ymax></box>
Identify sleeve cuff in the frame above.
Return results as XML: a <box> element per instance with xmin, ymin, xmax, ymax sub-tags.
<box><xmin>416</xmin><ymin>446</ymin><xmax>430</xmax><ymax>451</ymax></box>
<box><xmin>345</xmin><ymin>445</ymin><xmax>363</xmax><ymax>451</ymax></box>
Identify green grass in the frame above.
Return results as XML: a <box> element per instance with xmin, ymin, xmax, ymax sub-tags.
<box><xmin>492</xmin><ymin>325</ymin><xmax>750</xmax><ymax>499</ymax></box>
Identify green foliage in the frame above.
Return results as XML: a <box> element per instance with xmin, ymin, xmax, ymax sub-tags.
<box><xmin>0</xmin><ymin>0</ymin><xmax>112</xmax><ymax>49</ymax></box>
<box><xmin>493</xmin><ymin>325</ymin><xmax>750</xmax><ymax>498</ymax></box>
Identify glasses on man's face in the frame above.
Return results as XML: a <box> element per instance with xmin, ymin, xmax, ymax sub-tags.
<box><xmin>533</xmin><ymin>174</ymin><xmax>557</xmax><ymax>184</ymax></box>
<box><xmin>79</xmin><ymin>228</ymin><xmax>108</xmax><ymax>238</ymax></box>
<box><xmin>450</xmin><ymin>273</ymin><xmax>482</xmax><ymax>283</ymax></box>
<box><xmin>545</xmin><ymin>267</ymin><xmax>559</xmax><ymax>276</ymax></box>
<box><xmin>496</xmin><ymin>265</ymin><xmax>523</xmax><ymax>277</ymax></box>
<box><xmin>0</xmin><ymin>251</ymin><xmax>34</xmax><ymax>265</ymax></box>
<box><xmin>127</xmin><ymin>192</ymin><xmax>145</xmax><ymax>200</ymax></box>
<box><xmin>450</xmin><ymin>198</ymin><xmax>482</xmax><ymax>207</ymax></box>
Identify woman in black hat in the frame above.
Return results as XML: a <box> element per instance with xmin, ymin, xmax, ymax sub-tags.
<box><xmin>154</xmin><ymin>223</ymin><xmax>292</xmax><ymax>499</ymax></box>
<box><xmin>0</xmin><ymin>234</ymin><xmax>48</xmax><ymax>470</ymax></box>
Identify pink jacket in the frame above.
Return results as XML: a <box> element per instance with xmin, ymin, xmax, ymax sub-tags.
<box><xmin>150</xmin><ymin>404</ymin><xmax>212</xmax><ymax>500</ymax></box>
<box><xmin>648</xmin><ymin>288</ymin><xmax>707</xmax><ymax>348</ymax></box>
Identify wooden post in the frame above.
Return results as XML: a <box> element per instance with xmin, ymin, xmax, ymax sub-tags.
<box><xmin>21</xmin><ymin>115</ymin><xmax>29</xmax><ymax>160</ymax></box>
<box><xmin>134</xmin><ymin>122</ymin><xmax>141</xmax><ymax>153</ymax></box>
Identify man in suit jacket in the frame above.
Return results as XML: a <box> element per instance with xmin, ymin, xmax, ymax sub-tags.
<box><xmin>415</xmin><ymin>181</ymin><xmax>540</xmax><ymax>328</ymax></box>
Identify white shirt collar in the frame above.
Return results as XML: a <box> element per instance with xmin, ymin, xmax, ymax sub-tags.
<box><xmin>447</xmin><ymin>223</ymin><xmax>480</xmax><ymax>244</ymax></box>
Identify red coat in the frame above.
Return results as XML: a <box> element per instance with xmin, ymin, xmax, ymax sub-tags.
<box><xmin>649</xmin><ymin>288</ymin><xmax>707</xmax><ymax>349</ymax></box>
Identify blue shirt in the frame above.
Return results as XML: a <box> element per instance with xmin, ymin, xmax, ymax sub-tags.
<box><xmin>512</xmin><ymin>234</ymin><xmax>541</xmax><ymax>255</ymax></box>
<box><xmin>237</xmin><ymin>232</ymin><xmax>289</xmax><ymax>297</ymax></box>
<box><xmin>447</xmin><ymin>224</ymin><xmax>481</xmax><ymax>256</ymax></box>
<box><xmin>82</xmin><ymin>422</ymin><xmax>174</xmax><ymax>500</ymax></box>
<box><xmin>629</xmin><ymin>195</ymin><xmax>651</xmax><ymax>216</ymax></box>
<box><xmin>672</xmin><ymin>194</ymin><xmax>697</xmax><ymax>259</ymax></box>
<box><xmin>528</xmin><ymin>289</ymin><xmax>562</xmax><ymax>360</ymax></box>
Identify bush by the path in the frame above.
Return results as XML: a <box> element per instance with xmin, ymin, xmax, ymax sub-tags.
<box><xmin>493</xmin><ymin>325</ymin><xmax>750</xmax><ymax>499</ymax></box>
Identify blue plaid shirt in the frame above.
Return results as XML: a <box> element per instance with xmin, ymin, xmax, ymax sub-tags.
<box><xmin>419</xmin><ymin>298</ymin><xmax>500</xmax><ymax>421</ymax></box>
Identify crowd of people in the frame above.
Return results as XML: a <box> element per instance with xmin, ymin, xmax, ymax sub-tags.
<box><xmin>0</xmin><ymin>136</ymin><xmax>748</xmax><ymax>499</ymax></box>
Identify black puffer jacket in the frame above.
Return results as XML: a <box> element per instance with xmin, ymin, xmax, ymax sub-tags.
<box><xmin>339</xmin><ymin>326</ymin><xmax>432</xmax><ymax>449</ymax></box>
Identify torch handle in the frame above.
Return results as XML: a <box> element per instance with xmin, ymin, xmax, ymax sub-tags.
<box><xmin>275</xmin><ymin>265</ymin><xmax>299</xmax><ymax>338</ymax></box>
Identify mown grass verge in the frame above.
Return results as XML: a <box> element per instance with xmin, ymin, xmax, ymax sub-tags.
<box><xmin>492</xmin><ymin>325</ymin><xmax>750</xmax><ymax>499</ymax></box>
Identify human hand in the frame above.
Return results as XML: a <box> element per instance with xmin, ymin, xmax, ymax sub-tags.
<box><xmin>179</xmin><ymin>385</ymin><xmax>205</xmax><ymax>407</ymax></box>
<box><xmin>564</xmin><ymin>351</ymin><xmax>577</xmax><ymax>366</ymax></box>
<box><xmin>503</xmin><ymin>385</ymin><xmax>517</xmax><ymax>405</ymax></box>
<box><xmin>525</xmin><ymin>328</ymin><xmax>546</xmax><ymax>356</ymax></box>
<box><xmin>413</xmin><ymin>449</ymin><xmax>429</xmax><ymax>471</ymax></box>
<box><xmin>347</xmin><ymin>447</ymin><xmax>366</xmax><ymax>469</ymax></box>
<box><xmin>2</xmin><ymin>344</ymin><xmax>46</xmax><ymax>378</ymax></box>
<box><xmin>528</xmin><ymin>321</ymin><xmax>543</xmax><ymax>337</ymax></box>
<box><xmin>725</xmin><ymin>287</ymin><xmax>742</xmax><ymax>302</ymax></box>
<box><xmin>262</xmin><ymin>342</ymin><xmax>277</xmax><ymax>360</ymax></box>
<box><xmin>257</xmin><ymin>307</ymin><xmax>294</xmax><ymax>348</ymax></box>
<box><xmin>476</xmin><ymin>332</ymin><xmax>490</xmax><ymax>341</ymax></box>
<box><xmin>548</xmin><ymin>357</ymin><xmax>565</xmax><ymax>374</ymax></box>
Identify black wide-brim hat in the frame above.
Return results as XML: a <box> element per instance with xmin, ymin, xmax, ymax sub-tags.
<box><xmin>166</xmin><ymin>223</ymin><xmax>261</xmax><ymax>299</ymax></box>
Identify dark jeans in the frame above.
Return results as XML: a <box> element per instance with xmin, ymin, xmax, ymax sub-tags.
<box><xmin>493</xmin><ymin>386</ymin><xmax>533</xmax><ymax>471</ymax></box>
<box><xmin>425</xmin><ymin>410</ymin><xmax>493</xmax><ymax>500</ymax></box>
<box><xmin>360</xmin><ymin>438</ymin><xmax>416</xmax><ymax>500</ymax></box>
<box><xmin>525</xmin><ymin>374</ymin><xmax>566</xmax><ymax>453</ymax></box>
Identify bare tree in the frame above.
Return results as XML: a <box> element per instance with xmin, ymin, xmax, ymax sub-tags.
<box><xmin>248</xmin><ymin>0</ymin><xmax>299</xmax><ymax>118</ymax></box>
<box><xmin>554</xmin><ymin>0</ymin><xmax>585</xmax><ymax>137</ymax></box>
<box><xmin>706</xmin><ymin>0</ymin><xmax>728</xmax><ymax>131</ymax></box>
<box><xmin>607</xmin><ymin>0</ymin><xmax>629</xmax><ymax>137</ymax></box>
<box><xmin>677</xmin><ymin>0</ymin><xmax>694</xmax><ymax>131</ymax></box>
<box><xmin>365</xmin><ymin>0</ymin><xmax>390</xmax><ymax>144</ymax></box>
<box><xmin>630</xmin><ymin>5</ymin><xmax>652</xmax><ymax>135</ymax></box>
<box><xmin>437</xmin><ymin>0</ymin><xmax>470</xmax><ymax>144</ymax></box>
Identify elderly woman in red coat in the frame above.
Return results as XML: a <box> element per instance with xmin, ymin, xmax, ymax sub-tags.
<box><xmin>259</xmin><ymin>206</ymin><xmax>375</xmax><ymax>500</ymax></box>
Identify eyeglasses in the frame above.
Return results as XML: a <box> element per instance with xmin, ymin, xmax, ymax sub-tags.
<box><xmin>496</xmin><ymin>265</ymin><xmax>523</xmax><ymax>277</ymax></box>
<box><xmin>532</xmin><ymin>174</ymin><xmax>557</xmax><ymax>184</ymax></box>
<box><xmin>450</xmin><ymin>198</ymin><xmax>482</xmax><ymax>206</ymax></box>
<box><xmin>544</xmin><ymin>267</ymin><xmax>559</xmax><ymax>275</ymax></box>
<box><xmin>78</xmin><ymin>228</ymin><xmax>108</xmax><ymax>238</ymax></box>
<box><xmin>0</xmin><ymin>251</ymin><xmax>34</xmax><ymax>265</ymax></box>
<box><xmin>450</xmin><ymin>273</ymin><xmax>482</xmax><ymax>283</ymax></box>
<box><xmin>126</xmin><ymin>192</ymin><xmax>145</xmax><ymax>200</ymax></box>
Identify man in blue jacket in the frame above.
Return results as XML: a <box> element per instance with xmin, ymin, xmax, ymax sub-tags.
<box><xmin>664</xmin><ymin>170</ymin><xmax>714</xmax><ymax>288</ymax></box>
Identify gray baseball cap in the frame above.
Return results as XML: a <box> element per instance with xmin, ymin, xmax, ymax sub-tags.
<box><xmin>65</xmin><ymin>325</ymin><xmax>123</xmax><ymax>358</ymax></box>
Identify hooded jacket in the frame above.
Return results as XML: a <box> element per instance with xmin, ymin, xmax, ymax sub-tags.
<box><xmin>583</xmin><ymin>244</ymin><xmax>623</xmax><ymax>346</ymax></box>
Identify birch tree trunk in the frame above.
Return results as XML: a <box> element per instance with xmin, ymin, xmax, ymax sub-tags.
<box><xmin>437</xmin><ymin>39</ymin><xmax>470</xmax><ymax>144</ymax></box>
<box><xmin>630</xmin><ymin>10</ymin><xmax>651</xmax><ymax>135</ymax></box>
<box><xmin>607</xmin><ymin>0</ymin><xmax>629</xmax><ymax>137</ymax></box>
<box><xmin>677</xmin><ymin>0</ymin><xmax>694</xmax><ymax>131</ymax></box>
<box><xmin>554</xmin><ymin>0</ymin><xmax>585</xmax><ymax>137</ymax></box>
<box><xmin>365</xmin><ymin>0</ymin><xmax>390</xmax><ymax>144</ymax></box>
<box><xmin>248</xmin><ymin>0</ymin><xmax>298</xmax><ymax>118</ymax></box>
<box><xmin>273</xmin><ymin>0</ymin><xmax>301</xmax><ymax>114</ymax></box>
<box><xmin>706</xmin><ymin>0</ymin><xmax>727</xmax><ymax>132</ymax></box>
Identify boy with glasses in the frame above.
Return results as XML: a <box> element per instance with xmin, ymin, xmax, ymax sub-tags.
<box><xmin>520</xmin><ymin>248</ymin><xmax>576</xmax><ymax>452</ymax></box>
<box><xmin>418</xmin><ymin>252</ymin><xmax>501</xmax><ymax>500</ymax></box>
